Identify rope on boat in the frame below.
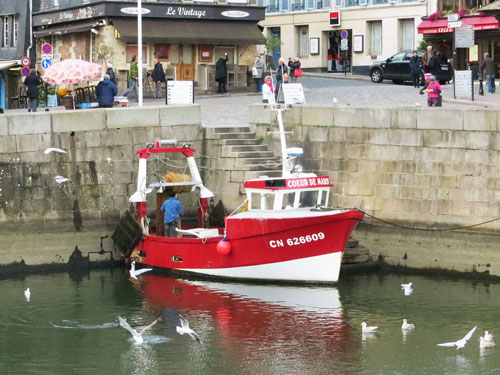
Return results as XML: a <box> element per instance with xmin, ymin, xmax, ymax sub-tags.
<box><xmin>228</xmin><ymin>199</ymin><xmax>249</xmax><ymax>218</ymax></box>
<box><xmin>353</xmin><ymin>208</ymin><xmax>500</xmax><ymax>232</ymax></box>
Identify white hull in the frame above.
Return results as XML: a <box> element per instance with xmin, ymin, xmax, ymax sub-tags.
<box><xmin>179</xmin><ymin>252</ymin><xmax>344</xmax><ymax>283</ymax></box>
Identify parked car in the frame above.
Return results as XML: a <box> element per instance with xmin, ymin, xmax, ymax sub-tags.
<box><xmin>369</xmin><ymin>51</ymin><xmax>453</xmax><ymax>85</ymax></box>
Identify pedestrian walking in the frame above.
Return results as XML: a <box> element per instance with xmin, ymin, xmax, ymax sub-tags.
<box><xmin>106</xmin><ymin>62</ymin><xmax>117</xmax><ymax>85</ymax></box>
<box><xmin>120</xmin><ymin>55</ymin><xmax>139</xmax><ymax>101</ymax></box>
<box><xmin>420</xmin><ymin>74</ymin><xmax>442</xmax><ymax>107</ymax></box>
<box><xmin>96</xmin><ymin>74</ymin><xmax>117</xmax><ymax>108</ymax></box>
<box><xmin>215</xmin><ymin>53</ymin><xmax>228</xmax><ymax>94</ymax></box>
<box><xmin>275</xmin><ymin>57</ymin><xmax>288</xmax><ymax>100</ymax></box>
<box><xmin>427</xmin><ymin>51</ymin><xmax>441</xmax><ymax>78</ymax></box>
<box><xmin>152</xmin><ymin>58</ymin><xmax>166</xmax><ymax>99</ymax></box>
<box><xmin>421</xmin><ymin>45</ymin><xmax>433</xmax><ymax>73</ymax></box>
<box><xmin>479</xmin><ymin>52</ymin><xmax>497</xmax><ymax>94</ymax></box>
<box><xmin>409</xmin><ymin>50</ymin><xmax>421</xmax><ymax>88</ymax></box>
<box><xmin>160</xmin><ymin>193</ymin><xmax>184</xmax><ymax>238</ymax></box>
<box><xmin>24</xmin><ymin>70</ymin><xmax>40</xmax><ymax>113</ymax></box>
<box><xmin>262</xmin><ymin>76</ymin><xmax>275</xmax><ymax>104</ymax></box>
<box><xmin>252</xmin><ymin>55</ymin><xmax>264</xmax><ymax>92</ymax></box>
<box><xmin>288</xmin><ymin>57</ymin><xmax>301</xmax><ymax>83</ymax></box>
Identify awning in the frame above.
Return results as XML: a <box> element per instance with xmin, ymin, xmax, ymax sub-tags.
<box><xmin>417</xmin><ymin>16</ymin><xmax>498</xmax><ymax>34</ymax></box>
<box><xmin>111</xmin><ymin>18</ymin><xmax>266</xmax><ymax>45</ymax></box>
<box><xmin>34</xmin><ymin>21</ymin><xmax>98</xmax><ymax>38</ymax></box>
<box><xmin>0</xmin><ymin>60</ymin><xmax>20</xmax><ymax>70</ymax></box>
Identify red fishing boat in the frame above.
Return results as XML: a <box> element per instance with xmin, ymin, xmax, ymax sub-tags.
<box><xmin>114</xmin><ymin>109</ymin><xmax>363</xmax><ymax>283</ymax></box>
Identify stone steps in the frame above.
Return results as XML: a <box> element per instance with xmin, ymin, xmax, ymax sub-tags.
<box><xmin>229</xmin><ymin>144</ymin><xmax>269</xmax><ymax>153</ymax></box>
<box><xmin>222</xmin><ymin>139</ymin><xmax>262</xmax><ymax>146</ymax></box>
<box><xmin>213</xmin><ymin>127</ymin><xmax>252</xmax><ymax>134</ymax></box>
<box><xmin>217</xmin><ymin>132</ymin><xmax>256</xmax><ymax>140</ymax></box>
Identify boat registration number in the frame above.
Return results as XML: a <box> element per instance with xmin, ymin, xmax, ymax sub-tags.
<box><xmin>269</xmin><ymin>232</ymin><xmax>325</xmax><ymax>248</ymax></box>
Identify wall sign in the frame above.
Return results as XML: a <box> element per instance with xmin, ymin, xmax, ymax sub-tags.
<box><xmin>353</xmin><ymin>35</ymin><xmax>363</xmax><ymax>53</ymax></box>
<box><xmin>329</xmin><ymin>11</ymin><xmax>340</xmax><ymax>27</ymax></box>
<box><xmin>310</xmin><ymin>38</ymin><xmax>319</xmax><ymax>55</ymax></box>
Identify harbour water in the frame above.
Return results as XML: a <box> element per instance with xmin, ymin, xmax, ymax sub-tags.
<box><xmin>1</xmin><ymin>269</ymin><xmax>499</xmax><ymax>375</ymax></box>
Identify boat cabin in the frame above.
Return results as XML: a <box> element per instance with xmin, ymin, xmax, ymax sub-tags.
<box><xmin>243</xmin><ymin>175</ymin><xmax>333</xmax><ymax>211</ymax></box>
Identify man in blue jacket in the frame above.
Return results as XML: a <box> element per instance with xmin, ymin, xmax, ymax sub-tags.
<box><xmin>160</xmin><ymin>193</ymin><xmax>183</xmax><ymax>237</ymax></box>
<box><xmin>96</xmin><ymin>74</ymin><xmax>117</xmax><ymax>108</ymax></box>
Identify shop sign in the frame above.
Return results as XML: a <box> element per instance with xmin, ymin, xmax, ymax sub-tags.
<box><xmin>120</xmin><ymin>7</ymin><xmax>151</xmax><ymax>15</ymax></box>
<box><xmin>329</xmin><ymin>11</ymin><xmax>340</xmax><ymax>27</ymax></box>
<box><xmin>221</xmin><ymin>11</ymin><xmax>250</xmax><ymax>18</ymax></box>
<box><xmin>166</xmin><ymin>7</ymin><xmax>207</xmax><ymax>18</ymax></box>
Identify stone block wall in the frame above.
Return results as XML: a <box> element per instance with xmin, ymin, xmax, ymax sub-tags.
<box><xmin>249</xmin><ymin>104</ymin><xmax>500</xmax><ymax>233</ymax></box>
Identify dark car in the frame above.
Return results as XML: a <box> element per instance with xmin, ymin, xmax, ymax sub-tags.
<box><xmin>369</xmin><ymin>51</ymin><xmax>453</xmax><ymax>85</ymax></box>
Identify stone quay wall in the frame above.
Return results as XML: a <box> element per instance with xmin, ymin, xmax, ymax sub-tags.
<box><xmin>249</xmin><ymin>104</ymin><xmax>500</xmax><ymax>278</ymax></box>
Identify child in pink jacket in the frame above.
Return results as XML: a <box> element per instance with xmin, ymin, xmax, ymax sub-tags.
<box><xmin>422</xmin><ymin>75</ymin><xmax>442</xmax><ymax>107</ymax></box>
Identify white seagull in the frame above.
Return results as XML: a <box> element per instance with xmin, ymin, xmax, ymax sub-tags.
<box><xmin>437</xmin><ymin>326</ymin><xmax>477</xmax><ymax>350</ymax></box>
<box><xmin>333</xmin><ymin>97</ymin><xmax>338</xmax><ymax>105</ymax></box>
<box><xmin>129</xmin><ymin>261</ymin><xmax>153</xmax><ymax>280</ymax></box>
<box><xmin>118</xmin><ymin>316</ymin><xmax>161</xmax><ymax>345</ymax></box>
<box><xmin>361</xmin><ymin>322</ymin><xmax>378</xmax><ymax>333</ymax></box>
<box><xmin>55</xmin><ymin>175</ymin><xmax>72</xmax><ymax>184</ymax></box>
<box><xmin>44</xmin><ymin>147</ymin><xmax>67</xmax><ymax>155</ymax></box>
<box><xmin>176</xmin><ymin>314</ymin><xmax>203</xmax><ymax>344</ymax></box>
<box><xmin>24</xmin><ymin>288</ymin><xmax>30</xmax><ymax>302</ymax></box>
<box><xmin>401</xmin><ymin>282</ymin><xmax>413</xmax><ymax>296</ymax></box>
<box><xmin>480</xmin><ymin>331</ymin><xmax>496</xmax><ymax>348</ymax></box>
<box><xmin>402</xmin><ymin>319</ymin><xmax>415</xmax><ymax>331</ymax></box>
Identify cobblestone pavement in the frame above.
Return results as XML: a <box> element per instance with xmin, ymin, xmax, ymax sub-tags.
<box><xmin>197</xmin><ymin>75</ymin><xmax>500</xmax><ymax>127</ymax></box>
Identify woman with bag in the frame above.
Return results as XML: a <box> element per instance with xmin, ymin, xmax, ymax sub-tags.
<box><xmin>288</xmin><ymin>57</ymin><xmax>302</xmax><ymax>83</ymax></box>
<box><xmin>252</xmin><ymin>55</ymin><xmax>264</xmax><ymax>93</ymax></box>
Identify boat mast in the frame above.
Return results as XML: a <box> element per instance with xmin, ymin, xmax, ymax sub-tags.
<box><xmin>276</xmin><ymin>108</ymin><xmax>290</xmax><ymax>178</ymax></box>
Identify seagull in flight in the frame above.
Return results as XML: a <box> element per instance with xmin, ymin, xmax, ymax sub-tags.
<box><xmin>361</xmin><ymin>322</ymin><xmax>378</xmax><ymax>333</ymax></box>
<box><xmin>402</xmin><ymin>319</ymin><xmax>415</xmax><ymax>331</ymax></box>
<box><xmin>118</xmin><ymin>316</ymin><xmax>161</xmax><ymax>345</ymax></box>
<box><xmin>55</xmin><ymin>175</ymin><xmax>72</xmax><ymax>184</ymax></box>
<box><xmin>129</xmin><ymin>261</ymin><xmax>152</xmax><ymax>280</ymax></box>
<box><xmin>176</xmin><ymin>314</ymin><xmax>203</xmax><ymax>344</ymax></box>
<box><xmin>480</xmin><ymin>331</ymin><xmax>496</xmax><ymax>348</ymax></box>
<box><xmin>24</xmin><ymin>288</ymin><xmax>30</xmax><ymax>302</ymax></box>
<box><xmin>44</xmin><ymin>147</ymin><xmax>67</xmax><ymax>155</ymax></box>
<box><xmin>437</xmin><ymin>326</ymin><xmax>477</xmax><ymax>350</ymax></box>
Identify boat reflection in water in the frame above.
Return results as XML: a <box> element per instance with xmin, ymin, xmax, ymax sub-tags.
<box><xmin>137</xmin><ymin>275</ymin><xmax>357</xmax><ymax>370</ymax></box>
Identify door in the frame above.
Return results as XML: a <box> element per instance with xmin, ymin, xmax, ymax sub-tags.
<box><xmin>175</xmin><ymin>45</ymin><xmax>194</xmax><ymax>81</ymax></box>
<box><xmin>270</xmin><ymin>28</ymin><xmax>281</xmax><ymax>69</ymax></box>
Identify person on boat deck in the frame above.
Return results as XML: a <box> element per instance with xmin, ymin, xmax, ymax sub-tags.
<box><xmin>161</xmin><ymin>193</ymin><xmax>184</xmax><ymax>238</ymax></box>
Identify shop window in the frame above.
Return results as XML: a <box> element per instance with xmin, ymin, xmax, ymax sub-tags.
<box><xmin>126</xmin><ymin>44</ymin><xmax>148</xmax><ymax>65</ymax></box>
<box><xmin>400</xmin><ymin>19</ymin><xmax>414</xmax><ymax>51</ymax></box>
<box><xmin>155</xmin><ymin>44</ymin><xmax>170</xmax><ymax>61</ymax></box>
<box><xmin>298</xmin><ymin>26</ymin><xmax>309</xmax><ymax>57</ymax></box>
<box><xmin>214</xmin><ymin>47</ymin><xmax>235</xmax><ymax>64</ymax></box>
<box><xmin>368</xmin><ymin>20</ymin><xmax>382</xmax><ymax>55</ymax></box>
<box><xmin>169</xmin><ymin>45</ymin><xmax>180</xmax><ymax>64</ymax></box>
<box><xmin>198</xmin><ymin>45</ymin><xmax>213</xmax><ymax>62</ymax></box>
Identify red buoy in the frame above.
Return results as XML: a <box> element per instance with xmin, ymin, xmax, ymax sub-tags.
<box><xmin>217</xmin><ymin>238</ymin><xmax>231</xmax><ymax>255</ymax></box>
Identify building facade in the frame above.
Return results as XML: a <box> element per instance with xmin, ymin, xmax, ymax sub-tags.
<box><xmin>0</xmin><ymin>0</ymin><xmax>33</xmax><ymax>109</ymax></box>
<box><xmin>32</xmin><ymin>0</ymin><xmax>266</xmax><ymax>93</ymax></box>
<box><xmin>259</xmin><ymin>0</ymin><xmax>427</xmax><ymax>75</ymax></box>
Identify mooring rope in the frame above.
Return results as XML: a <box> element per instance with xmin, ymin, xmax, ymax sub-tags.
<box><xmin>352</xmin><ymin>208</ymin><xmax>500</xmax><ymax>232</ymax></box>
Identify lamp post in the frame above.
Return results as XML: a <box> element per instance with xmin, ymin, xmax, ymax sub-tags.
<box><xmin>137</xmin><ymin>0</ymin><xmax>143</xmax><ymax>106</ymax></box>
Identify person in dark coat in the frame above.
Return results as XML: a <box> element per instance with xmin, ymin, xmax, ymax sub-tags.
<box><xmin>105</xmin><ymin>62</ymin><xmax>117</xmax><ymax>85</ymax></box>
<box><xmin>409</xmin><ymin>50</ymin><xmax>421</xmax><ymax>88</ymax></box>
<box><xmin>427</xmin><ymin>51</ymin><xmax>441</xmax><ymax>78</ymax></box>
<box><xmin>96</xmin><ymin>74</ymin><xmax>117</xmax><ymax>108</ymax></box>
<box><xmin>215</xmin><ymin>53</ymin><xmax>228</xmax><ymax>94</ymax></box>
<box><xmin>24</xmin><ymin>70</ymin><xmax>41</xmax><ymax>112</ymax></box>
<box><xmin>152</xmin><ymin>58</ymin><xmax>166</xmax><ymax>99</ymax></box>
<box><xmin>275</xmin><ymin>57</ymin><xmax>288</xmax><ymax>100</ymax></box>
<box><xmin>288</xmin><ymin>57</ymin><xmax>301</xmax><ymax>83</ymax></box>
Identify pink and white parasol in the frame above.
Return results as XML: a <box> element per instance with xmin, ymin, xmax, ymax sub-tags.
<box><xmin>41</xmin><ymin>59</ymin><xmax>102</xmax><ymax>85</ymax></box>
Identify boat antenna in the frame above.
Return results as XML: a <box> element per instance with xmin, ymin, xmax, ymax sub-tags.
<box><xmin>276</xmin><ymin>107</ymin><xmax>290</xmax><ymax>178</ymax></box>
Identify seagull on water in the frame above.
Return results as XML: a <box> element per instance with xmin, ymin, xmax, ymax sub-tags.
<box><xmin>24</xmin><ymin>288</ymin><xmax>30</xmax><ymax>302</ymax></box>
<box><xmin>55</xmin><ymin>176</ymin><xmax>72</xmax><ymax>184</ymax></box>
<box><xmin>480</xmin><ymin>331</ymin><xmax>496</xmax><ymax>348</ymax></box>
<box><xmin>44</xmin><ymin>147</ymin><xmax>67</xmax><ymax>155</ymax></box>
<box><xmin>176</xmin><ymin>314</ymin><xmax>203</xmax><ymax>344</ymax></box>
<box><xmin>401</xmin><ymin>282</ymin><xmax>413</xmax><ymax>296</ymax></box>
<box><xmin>118</xmin><ymin>316</ymin><xmax>161</xmax><ymax>345</ymax></box>
<box><xmin>129</xmin><ymin>260</ymin><xmax>153</xmax><ymax>280</ymax></box>
<box><xmin>402</xmin><ymin>319</ymin><xmax>415</xmax><ymax>331</ymax></box>
<box><xmin>361</xmin><ymin>322</ymin><xmax>378</xmax><ymax>333</ymax></box>
<box><xmin>437</xmin><ymin>326</ymin><xmax>477</xmax><ymax>350</ymax></box>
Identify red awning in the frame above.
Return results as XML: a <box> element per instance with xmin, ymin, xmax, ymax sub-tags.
<box><xmin>417</xmin><ymin>16</ymin><xmax>498</xmax><ymax>34</ymax></box>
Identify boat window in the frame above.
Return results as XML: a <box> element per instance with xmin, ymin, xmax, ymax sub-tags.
<box><xmin>281</xmin><ymin>192</ymin><xmax>295</xmax><ymax>209</ymax></box>
<box><xmin>299</xmin><ymin>190</ymin><xmax>319</xmax><ymax>207</ymax></box>
<box><xmin>250</xmin><ymin>193</ymin><xmax>260</xmax><ymax>209</ymax></box>
<box><xmin>263</xmin><ymin>193</ymin><xmax>274</xmax><ymax>210</ymax></box>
